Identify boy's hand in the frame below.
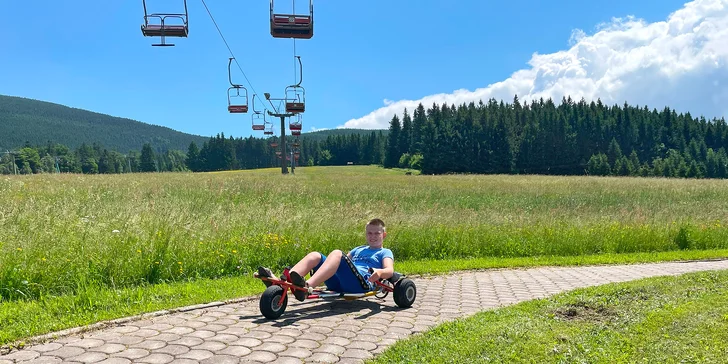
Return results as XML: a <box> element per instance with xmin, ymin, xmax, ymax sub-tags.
<box><xmin>368</xmin><ymin>269</ymin><xmax>381</xmax><ymax>282</ymax></box>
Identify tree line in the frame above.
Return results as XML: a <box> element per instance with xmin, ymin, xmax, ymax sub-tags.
<box><xmin>0</xmin><ymin>132</ymin><xmax>388</xmax><ymax>175</ymax></box>
<box><xmin>4</xmin><ymin>95</ymin><xmax>728</xmax><ymax>179</ymax></box>
<box><xmin>383</xmin><ymin>96</ymin><xmax>728</xmax><ymax>178</ymax></box>
<box><xmin>0</xmin><ymin>141</ymin><xmax>187</xmax><ymax>175</ymax></box>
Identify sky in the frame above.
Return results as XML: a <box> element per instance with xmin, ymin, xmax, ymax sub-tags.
<box><xmin>1</xmin><ymin>0</ymin><xmax>725</xmax><ymax>139</ymax></box>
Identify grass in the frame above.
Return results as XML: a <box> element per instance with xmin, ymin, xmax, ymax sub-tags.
<box><xmin>370</xmin><ymin>269</ymin><xmax>728</xmax><ymax>363</ymax></box>
<box><xmin>1</xmin><ymin>165</ymin><xmax>728</xmax><ymax>345</ymax></box>
<box><xmin>2</xmin><ymin>250</ymin><xmax>727</xmax><ymax>347</ymax></box>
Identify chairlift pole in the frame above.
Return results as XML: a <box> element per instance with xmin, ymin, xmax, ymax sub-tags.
<box><xmin>267</xmin><ymin>111</ymin><xmax>294</xmax><ymax>174</ymax></box>
<box><xmin>264</xmin><ymin>92</ymin><xmax>295</xmax><ymax>175</ymax></box>
<box><xmin>3</xmin><ymin>150</ymin><xmax>18</xmax><ymax>175</ymax></box>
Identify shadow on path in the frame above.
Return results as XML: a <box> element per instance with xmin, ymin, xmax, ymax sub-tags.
<box><xmin>239</xmin><ymin>297</ymin><xmax>409</xmax><ymax>326</ymax></box>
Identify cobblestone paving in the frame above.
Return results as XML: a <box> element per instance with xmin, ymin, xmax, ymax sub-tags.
<box><xmin>2</xmin><ymin>259</ymin><xmax>727</xmax><ymax>363</ymax></box>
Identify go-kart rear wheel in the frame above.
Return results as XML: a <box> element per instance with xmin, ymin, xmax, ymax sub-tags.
<box><xmin>260</xmin><ymin>285</ymin><xmax>288</xmax><ymax>319</ymax></box>
<box><xmin>393</xmin><ymin>278</ymin><xmax>416</xmax><ymax>308</ymax></box>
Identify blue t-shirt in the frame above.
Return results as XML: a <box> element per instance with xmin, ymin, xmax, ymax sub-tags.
<box><xmin>348</xmin><ymin>245</ymin><xmax>394</xmax><ymax>277</ymax></box>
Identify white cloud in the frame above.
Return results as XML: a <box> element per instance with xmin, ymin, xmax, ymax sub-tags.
<box><xmin>340</xmin><ymin>0</ymin><xmax>728</xmax><ymax>130</ymax></box>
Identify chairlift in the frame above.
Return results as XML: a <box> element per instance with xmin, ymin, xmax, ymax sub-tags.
<box><xmin>271</xmin><ymin>142</ymin><xmax>279</xmax><ymax>148</ymax></box>
<box><xmin>228</xmin><ymin>88</ymin><xmax>248</xmax><ymax>113</ymax></box>
<box><xmin>264</xmin><ymin>122</ymin><xmax>274</xmax><ymax>135</ymax></box>
<box><xmin>291</xmin><ymin>130</ymin><xmax>301</xmax><ymax>136</ymax></box>
<box><xmin>252</xmin><ymin>115</ymin><xmax>266</xmax><ymax>131</ymax></box>
<box><xmin>285</xmin><ymin>56</ymin><xmax>306</xmax><ymax>113</ymax></box>
<box><xmin>270</xmin><ymin>0</ymin><xmax>313</xmax><ymax>39</ymax></box>
<box><xmin>251</xmin><ymin>94</ymin><xmax>266</xmax><ymax>130</ymax></box>
<box><xmin>227</xmin><ymin>58</ymin><xmax>249</xmax><ymax>113</ymax></box>
<box><xmin>289</xmin><ymin>114</ymin><xmax>302</xmax><ymax>131</ymax></box>
<box><xmin>141</xmin><ymin>0</ymin><xmax>189</xmax><ymax>46</ymax></box>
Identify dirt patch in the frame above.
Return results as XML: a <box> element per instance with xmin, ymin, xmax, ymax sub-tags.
<box><xmin>552</xmin><ymin>302</ymin><xmax>618</xmax><ymax>323</ymax></box>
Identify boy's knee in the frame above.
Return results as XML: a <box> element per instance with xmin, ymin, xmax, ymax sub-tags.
<box><xmin>328</xmin><ymin>249</ymin><xmax>343</xmax><ymax>257</ymax></box>
<box><xmin>306</xmin><ymin>251</ymin><xmax>322</xmax><ymax>261</ymax></box>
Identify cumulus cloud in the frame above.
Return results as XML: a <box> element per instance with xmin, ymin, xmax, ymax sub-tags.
<box><xmin>340</xmin><ymin>0</ymin><xmax>728</xmax><ymax>130</ymax></box>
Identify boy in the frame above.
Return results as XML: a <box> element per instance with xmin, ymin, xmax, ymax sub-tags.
<box><xmin>258</xmin><ymin>218</ymin><xmax>394</xmax><ymax>302</ymax></box>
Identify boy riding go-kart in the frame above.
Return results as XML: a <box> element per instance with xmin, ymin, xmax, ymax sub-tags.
<box><xmin>254</xmin><ymin>218</ymin><xmax>417</xmax><ymax>319</ymax></box>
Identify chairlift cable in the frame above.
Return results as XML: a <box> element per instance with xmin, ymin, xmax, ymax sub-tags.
<box><xmin>200</xmin><ymin>0</ymin><xmax>270</xmax><ymax>113</ymax></box>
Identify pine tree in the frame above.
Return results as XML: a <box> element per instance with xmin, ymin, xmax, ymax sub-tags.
<box><xmin>186</xmin><ymin>142</ymin><xmax>201</xmax><ymax>172</ymax></box>
<box><xmin>140</xmin><ymin>143</ymin><xmax>157</xmax><ymax>172</ymax></box>
<box><xmin>384</xmin><ymin>115</ymin><xmax>402</xmax><ymax>168</ymax></box>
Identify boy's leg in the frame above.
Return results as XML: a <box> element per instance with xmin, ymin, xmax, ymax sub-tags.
<box><xmin>290</xmin><ymin>251</ymin><xmax>324</xmax><ymax>278</ymax></box>
<box><xmin>289</xmin><ymin>249</ymin><xmax>344</xmax><ymax>301</ymax></box>
<box><xmin>306</xmin><ymin>250</ymin><xmax>344</xmax><ymax>287</ymax></box>
<box><xmin>332</xmin><ymin>255</ymin><xmax>374</xmax><ymax>293</ymax></box>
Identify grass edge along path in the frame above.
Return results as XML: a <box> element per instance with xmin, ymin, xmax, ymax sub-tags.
<box><xmin>369</xmin><ymin>268</ymin><xmax>728</xmax><ymax>363</ymax></box>
<box><xmin>1</xmin><ymin>249</ymin><xmax>728</xmax><ymax>350</ymax></box>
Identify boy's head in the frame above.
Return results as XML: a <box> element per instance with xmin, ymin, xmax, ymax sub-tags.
<box><xmin>365</xmin><ymin>218</ymin><xmax>387</xmax><ymax>248</ymax></box>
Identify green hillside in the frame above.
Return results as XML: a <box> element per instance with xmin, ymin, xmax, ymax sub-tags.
<box><xmin>299</xmin><ymin>128</ymin><xmax>387</xmax><ymax>142</ymax></box>
<box><xmin>0</xmin><ymin>95</ymin><xmax>209</xmax><ymax>153</ymax></box>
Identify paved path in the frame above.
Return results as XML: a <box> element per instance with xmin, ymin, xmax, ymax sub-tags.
<box><xmin>2</xmin><ymin>259</ymin><xmax>728</xmax><ymax>363</ymax></box>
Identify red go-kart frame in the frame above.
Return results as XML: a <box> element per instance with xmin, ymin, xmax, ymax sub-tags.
<box><xmin>254</xmin><ymin>266</ymin><xmax>417</xmax><ymax>319</ymax></box>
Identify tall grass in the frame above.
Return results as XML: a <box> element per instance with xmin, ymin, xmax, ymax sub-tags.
<box><xmin>1</xmin><ymin>166</ymin><xmax>727</xmax><ymax>303</ymax></box>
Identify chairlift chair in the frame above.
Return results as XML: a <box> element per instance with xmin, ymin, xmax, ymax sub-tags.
<box><xmin>289</xmin><ymin>114</ymin><xmax>302</xmax><ymax>131</ymax></box>
<box><xmin>291</xmin><ymin>130</ymin><xmax>301</xmax><ymax>136</ymax></box>
<box><xmin>286</xmin><ymin>56</ymin><xmax>306</xmax><ymax>114</ymax></box>
<box><xmin>285</xmin><ymin>86</ymin><xmax>305</xmax><ymax>114</ymax></box>
<box><xmin>270</xmin><ymin>0</ymin><xmax>313</xmax><ymax>39</ymax></box>
<box><xmin>228</xmin><ymin>87</ymin><xmax>249</xmax><ymax>113</ymax></box>
<box><xmin>251</xmin><ymin>93</ymin><xmax>266</xmax><ymax>130</ymax></box>
<box><xmin>252</xmin><ymin>114</ymin><xmax>266</xmax><ymax>131</ymax></box>
<box><xmin>141</xmin><ymin>0</ymin><xmax>189</xmax><ymax>46</ymax></box>
<box><xmin>227</xmin><ymin>58</ymin><xmax>249</xmax><ymax>113</ymax></box>
<box><xmin>264</xmin><ymin>122</ymin><xmax>274</xmax><ymax>135</ymax></box>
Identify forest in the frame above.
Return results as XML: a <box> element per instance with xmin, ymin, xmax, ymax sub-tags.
<box><xmin>3</xmin><ymin>96</ymin><xmax>728</xmax><ymax>178</ymax></box>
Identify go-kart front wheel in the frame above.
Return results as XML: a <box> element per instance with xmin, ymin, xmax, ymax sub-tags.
<box><xmin>393</xmin><ymin>278</ymin><xmax>416</xmax><ymax>308</ymax></box>
<box><xmin>260</xmin><ymin>285</ymin><xmax>288</xmax><ymax>319</ymax></box>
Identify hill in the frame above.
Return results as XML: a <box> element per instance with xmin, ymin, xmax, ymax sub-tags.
<box><xmin>298</xmin><ymin>128</ymin><xmax>387</xmax><ymax>142</ymax></box>
<box><xmin>0</xmin><ymin>95</ymin><xmax>209</xmax><ymax>153</ymax></box>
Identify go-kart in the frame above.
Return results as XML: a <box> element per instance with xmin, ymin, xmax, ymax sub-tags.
<box><xmin>254</xmin><ymin>266</ymin><xmax>417</xmax><ymax>319</ymax></box>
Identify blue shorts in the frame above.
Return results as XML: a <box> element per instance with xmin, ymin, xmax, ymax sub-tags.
<box><xmin>311</xmin><ymin>252</ymin><xmax>374</xmax><ymax>293</ymax></box>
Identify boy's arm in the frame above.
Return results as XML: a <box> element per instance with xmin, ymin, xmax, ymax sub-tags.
<box><xmin>379</xmin><ymin>257</ymin><xmax>394</xmax><ymax>279</ymax></box>
<box><xmin>369</xmin><ymin>257</ymin><xmax>394</xmax><ymax>282</ymax></box>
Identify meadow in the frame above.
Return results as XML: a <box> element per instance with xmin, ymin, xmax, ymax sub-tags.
<box><xmin>371</xmin><ymin>269</ymin><xmax>728</xmax><ymax>363</ymax></box>
<box><xmin>1</xmin><ymin>165</ymin><xmax>728</xmax><ymax>345</ymax></box>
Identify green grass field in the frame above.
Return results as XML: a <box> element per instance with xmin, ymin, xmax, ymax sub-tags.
<box><xmin>1</xmin><ymin>165</ymin><xmax>727</xmax><ymax>345</ymax></box>
<box><xmin>370</xmin><ymin>269</ymin><xmax>728</xmax><ymax>363</ymax></box>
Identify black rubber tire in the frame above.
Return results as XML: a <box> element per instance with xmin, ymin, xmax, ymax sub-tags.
<box><xmin>393</xmin><ymin>278</ymin><xmax>416</xmax><ymax>308</ymax></box>
<box><xmin>260</xmin><ymin>285</ymin><xmax>288</xmax><ymax>319</ymax></box>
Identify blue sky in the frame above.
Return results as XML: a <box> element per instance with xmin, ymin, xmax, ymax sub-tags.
<box><xmin>0</xmin><ymin>0</ymin><xmax>712</xmax><ymax>139</ymax></box>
